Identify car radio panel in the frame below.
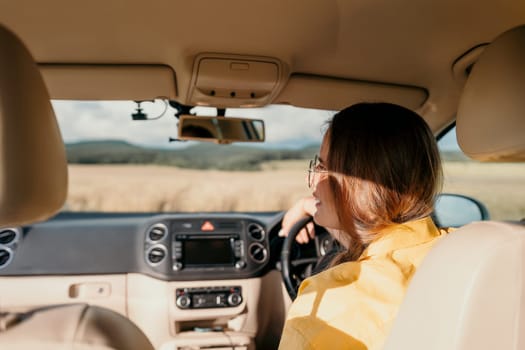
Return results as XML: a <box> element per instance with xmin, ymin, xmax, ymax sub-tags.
<box><xmin>143</xmin><ymin>217</ymin><xmax>269</xmax><ymax>280</ymax></box>
<box><xmin>172</xmin><ymin>234</ymin><xmax>243</xmax><ymax>270</ymax></box>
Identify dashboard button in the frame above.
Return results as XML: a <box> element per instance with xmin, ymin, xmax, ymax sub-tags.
<box><xmin>176</xmin><ymin>295</ymin><xmax>191</xmax><ymax>309</ymax></box>
<box><xmin>227</xmin><ymin>293</ymin><xmax>242</xmax><ymax>306</ymax></box>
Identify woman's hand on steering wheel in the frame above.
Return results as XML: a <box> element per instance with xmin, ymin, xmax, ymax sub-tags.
<box><xmin>279</xmin><ymin>196</ymin><xmax>317</xmax><ymax>244</ymax></box>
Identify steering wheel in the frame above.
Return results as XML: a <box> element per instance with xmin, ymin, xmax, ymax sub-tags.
<box><xmin>280</xmin><ymin>216</ymin><xmax>336</xmax><ymax>300</ymax></box>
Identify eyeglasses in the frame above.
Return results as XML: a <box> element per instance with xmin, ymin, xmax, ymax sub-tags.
<box><xmin>307</xmin><ymin>154</ymin><xmax>329</xmax><ymax>188</ymax></box>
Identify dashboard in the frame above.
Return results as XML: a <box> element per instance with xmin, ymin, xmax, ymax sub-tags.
<box><xmin>0</xmin><ymin>211</ymin><xmax>289</xmax><ymax>349</ymax></box>
<box><xmin>0</xmin><ymin>201</ymin><xmax>491</xmax><ymax>349</ymax></box>
<box><xmin>0</xmin><ymin>212</ymin><xmax>282</xmax><ymax>279</ymax></box>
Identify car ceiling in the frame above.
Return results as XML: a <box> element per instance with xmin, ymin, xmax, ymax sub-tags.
<box><xmin>0</xmin><ymin>0</ymin><xmax>524</xmax><ymax>133</ymax></box>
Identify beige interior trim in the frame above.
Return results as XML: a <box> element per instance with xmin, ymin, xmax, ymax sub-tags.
<box><xmin>0</xmin><ymin>272</ymin><xmax>292</xmax><ymax>349</ymax></box>
<box><xmin>41</xmin><ymin>64</ymin><xmax>177</xmax><ymax>100</ymax></box>
<box><xmin>276</xmin><ymin>74</ymin><xmax>428</xmax><ymax>111</ymax></box>
<box><xmin>0</xmin><ymin>275</ymin><xmax>127</xmax><ymax>314</ymax></box>
<box><xmin>1</xmin><ymin>1</ymin><xmax>524</xmax><ymax>132</ymax></box>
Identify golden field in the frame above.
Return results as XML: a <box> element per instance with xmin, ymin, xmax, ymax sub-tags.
<box><xmin>65</xmin><ymin>161</ymin><xmax>525</xmax><ymax>220</ymax></box>
<box><xmin>441</xmin><ymin>162</ymin><xmax>525</xmax><ymax>220</ymax></box>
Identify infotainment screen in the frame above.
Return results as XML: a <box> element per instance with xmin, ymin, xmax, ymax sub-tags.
<box><xmin>183</xmin><ymin>238</ymin><xmax>235</xmax><ymax>266</ymax></box>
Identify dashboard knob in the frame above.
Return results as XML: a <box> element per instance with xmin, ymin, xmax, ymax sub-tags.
<box><xmin>235</xmin><ymin>261</ymin><xmax>246</xmax><ymax>269</ymax></box>
<box><xmin>173</xmin><ymin>262</ymin><xmax>183</xmax><ymax>271</ymax></box>
<box><xmin>227</xmin><ymin>292</ymin><xmax>242</xmax><ymax>306</ymax></box>
<box><xmin>176</xmin><ymin>295</ymin><xmax>191</xmax><ymax>309</ymax></box>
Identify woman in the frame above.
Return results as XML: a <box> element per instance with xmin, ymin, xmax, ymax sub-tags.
<box><xmin>279</xmin><ymin>102</ymin><xmax>444</xmax><ymax>350</ymax></box>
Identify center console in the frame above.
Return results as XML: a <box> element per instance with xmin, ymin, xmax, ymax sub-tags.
<box><xmin>165</xmin><ymin>278</ymin><xmax>261</xmax><ymax>350</ymax></box>
<box><xmin>139</xmin><ymin>216</ymin><xmax>271</xmax><ymax>350</ymax></box>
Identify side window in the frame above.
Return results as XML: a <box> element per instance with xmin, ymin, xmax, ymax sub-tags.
<box><xmin>438</xmin><ymin>127</ymin><xmax>525</xmax><ymax>221</ymax></box>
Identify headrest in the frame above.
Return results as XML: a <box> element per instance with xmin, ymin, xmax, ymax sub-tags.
<box><xmin>456</xmin><ymin>25</ymin><xmax>525</xmax><ymax>162</ymax></box>
<box><xmin>0</xmin><ymin>25</ymin><xmax>67</xmax><ymax>226</ymax></box>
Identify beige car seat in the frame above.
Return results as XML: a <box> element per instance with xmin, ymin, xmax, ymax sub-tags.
<box><xmin>384</xmin><ymin>25</ymin><xmax>525</xmax><ymax>350</ymax></box>
<box><xmin>0</xmin><ymin>24</ymin><xmax>154</xmax><ymax>350</ymax></box>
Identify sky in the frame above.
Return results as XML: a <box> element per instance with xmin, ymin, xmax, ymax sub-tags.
<box><xmin>52</xmin><ymin>100</ymin><xmax>334</xmax><ymax>149</ymax></box>
<box><xmin>52</xmin><ymin>100</ymin><xmax>460</xmax><ymax>151</ymax></box>
<box><xmin>437</xmin><ymin>127</ymin><xmax>460</xmax><ymax>151</ymax></box>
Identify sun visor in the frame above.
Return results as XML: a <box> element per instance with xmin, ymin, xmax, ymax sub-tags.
<box><xmin>275</xmin><ymin>74</ymin><xmax>428</xmax><ymax>111</ymax></box>
<box><xmin>187</xmin><ymin>54</ymin><xmax>287</xmax><ymax>108</ymax></box>
<box><xmin>40</xmin><ymin>64</ymin><xmax>177</xmax><ymax>100</ymax></box>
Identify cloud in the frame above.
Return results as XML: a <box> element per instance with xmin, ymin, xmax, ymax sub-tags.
<box><xmin>52</xmin><ymin>101</ymin><xmax>333</xmax><ymax>148</ymax></box>
<box><xmin>54</xmin><ymin>100</ymin><xmax>185</xmax><ymax>147</ymax></box>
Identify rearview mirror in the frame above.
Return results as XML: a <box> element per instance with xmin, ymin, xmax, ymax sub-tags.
<box><xmin>178</xmin><ymin>115</ymin><xmax>265</xmax><ymax>144</ymax></box>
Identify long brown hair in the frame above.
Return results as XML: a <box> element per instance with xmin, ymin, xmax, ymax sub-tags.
<box><xmin>326</xmin><ymin>103</ymin><xmax>442</xmax><ymax>264</ymax></box>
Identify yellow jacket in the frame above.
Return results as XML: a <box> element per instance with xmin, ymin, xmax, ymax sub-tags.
<box><xmin>279</xmin><ymin>217</ymin><xmax>444</xmax><ymax>350</ymax></box>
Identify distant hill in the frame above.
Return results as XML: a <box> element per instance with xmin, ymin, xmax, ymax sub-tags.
<box><xmin>66</xmin><ymin>140</ymin><xmax>319</xmax><ymax>171</ymax></box>
<box><xmin>66</xmin><ymin>140</ymin><xmax>469</xmax><ymax>170</ymax></box>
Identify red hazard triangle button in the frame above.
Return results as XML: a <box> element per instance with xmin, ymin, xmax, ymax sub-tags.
<box><xmin>201</xmin><ymin>221</ymin><xmax>215</xmax><ymax>231</ymax></box>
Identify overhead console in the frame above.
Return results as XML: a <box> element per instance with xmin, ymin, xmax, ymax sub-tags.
<box><xmin>143</xmin><ymin>216</ymin><xmax>270</xmax><ymax>281</ymax></box>
<box><xmin>187</xmin><ymin>53</ymin><xmax>288</xmax><ymax>108</ymax></box>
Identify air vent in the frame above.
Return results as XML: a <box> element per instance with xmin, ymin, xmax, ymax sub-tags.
<box><xmin>147</xmin><ymin>223</ymin><xmax>168</xmax><ymax>242</ymax></box>
<box><xmin>0</xmin><ymin>246</ymin><xmax>13</xmax><ymax>269</ymax></box>
<box><xmin>0</xmin><ymin>228</ymin><xmax>20</xmax><ymax>245</ymax></box>
<box><xmin>248</xmin><ymin>243</ymin><xmax>267</xmax><ymax>263</ymax></box>
<box><xmin>247</xmin><ymin>223</ymin><xmax>265</xmax><ymax>241</ymax></box>
<box><xmin>146</xmin><ymin>245</ymin><xmax>167</xmax><ymax>266</ymax></box>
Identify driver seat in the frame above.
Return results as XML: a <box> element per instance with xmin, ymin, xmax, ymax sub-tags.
<box><xmin>384</xmin><ymin>25</ymin><xmax>525</xmax><ymax>350</ymax></box>
<box><xmin>0</xmin><ymin>24</ymin><xmax>154</xmax><ymax>350</ymax></box>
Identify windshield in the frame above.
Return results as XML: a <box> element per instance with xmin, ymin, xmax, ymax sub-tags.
<box><xmin>54</xmin><ymin>100</ymin><xmax>334</xmax><ymax>212</ymax></box>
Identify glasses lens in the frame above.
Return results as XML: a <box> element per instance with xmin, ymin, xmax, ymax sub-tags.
<box><xmin>308</xmin><ymin>160</ymin><xmax>312</xmax><ymax>188</ymax></box>
<box><xmin>307</xmin><ymin>155</ymin><xmax>318</xmax><ymax>188</ymax></box>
